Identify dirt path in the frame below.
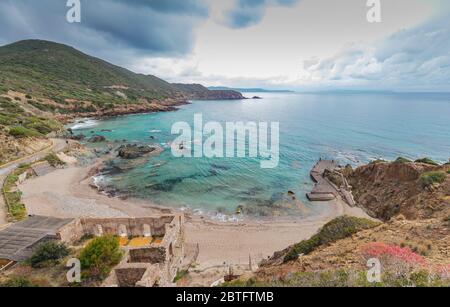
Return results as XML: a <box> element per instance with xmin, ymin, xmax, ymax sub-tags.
<box><xmin>0</xmin><ymin>139</ymin><xmax>68</xmax><ymax>227</ymax></box>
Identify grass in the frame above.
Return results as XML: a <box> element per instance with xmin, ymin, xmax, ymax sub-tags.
<box><xmin>8</xmin><ymin>126</ymin><xmax>42</xmax><ymax>138</ymax></box>
<box><xmin>370</xmin><ymin>159</ymin><xmax>388</xmax><ymax>164</ymax></box>
<box><xmin>2</xmin><ymin>164</ymin><xmax>30</xmax><ymax>221</ymax></box>
<box><xmin>419</xmin><ymin>171</ymin><xmax>446</xmax><ymax>188</ymax></box>
<box><xmin>415</xmin><ymin>158</ymin><xmax>439</xmax><ymax>166</ymax></box>
<box><xmin>0</xmin><ymin>276</ymin><xmax>39</xmax><ymax>288</ymax></box>
<box><xmin>0</xmin><ymin>96</ymin><xmax>62</xmax><ymax>140</ymax></box>
<box><xmin>283</xmin><ymin>216</ymin><xmax>379</xmax><ymax>262</ymax></box>
<box><xmin>43</xmin><ymin>152</ymin><xmax>65</xmax><ymax>167</ymax></box>
<box><xmin>174</xmin><ymin>269</ymin><xmax>189</xmax><ymax>283</ymax></box>
<box><xmin>395</xmin><ymin>157</ymin><xmax>412</xmax><ymax>163</ymax></box>
<box><xmin>223</xmin><ymin>269</ymin><xmax>450</xmax><ymax>287</ymax></box>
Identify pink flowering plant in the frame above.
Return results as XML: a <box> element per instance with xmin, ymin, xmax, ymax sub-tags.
<box><xmin>361</xmin><ymin>242</ymin><xmax>450</xmax><ymax>286</ymax></box>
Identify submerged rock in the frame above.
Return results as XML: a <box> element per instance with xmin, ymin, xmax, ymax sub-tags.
<box><xmin>71</xmin><ymin>134</ymin><xmax>86</xmax><ymax>141</ymax></box>
<box><xmin>88</xmin><ymin>135</ymin><xmax>106</xmax><ymax>143</ymax></box>
<box><xmin>117</xmin><ymin>144</ymin><xmax>157</xmax><ymax>159</ymax></box>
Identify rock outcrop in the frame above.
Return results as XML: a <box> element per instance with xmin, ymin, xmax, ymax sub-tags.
<box><xmin>88</xmin><ymin>135</ymin><xmax>106</xmax><ymax>143</ymax></box>
<box><xmin>346</xmin><ymin>161</ymin><xmax>448</xmax><ymax>221</ymax></box>
<box><xmin>117</xmin><ymin>144</ymin><xmax>157</xmax><ymax>159</ymax></box>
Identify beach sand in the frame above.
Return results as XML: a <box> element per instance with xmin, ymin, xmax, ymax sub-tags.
<box><xmin>19</xmin><ymin>161</ymin><xmax>371</xmax><ymax>284</ymax></box>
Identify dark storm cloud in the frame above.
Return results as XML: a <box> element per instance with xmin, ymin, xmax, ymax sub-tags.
<box><xmin>0</xmin><ymin>0</ymin><xmax>209</xmax><ymax>61</ymax></box>
<box><xmin>226</xmin><ymin>0</ymin><xmax>299</xmax><ymax>28</ymax></box>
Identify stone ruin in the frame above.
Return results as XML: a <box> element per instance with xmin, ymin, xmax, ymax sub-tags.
<box><xmin>56</xmin><ymin>214</ymin><xmax>185</xmax><ymax>287</ymax></box>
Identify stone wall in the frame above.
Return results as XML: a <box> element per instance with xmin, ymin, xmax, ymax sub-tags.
<box><xmin>129</xmin><ymin>247</ymin><xmax>166</xmax><ymax>264</ymax></box>
<box><xmin>79</xmin><ymin>216</ymin><xmax>175</xmax><ymax>238</ymax></box>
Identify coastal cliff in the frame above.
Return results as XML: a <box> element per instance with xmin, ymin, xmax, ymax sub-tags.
<box><xmin>227</xmin><ymin>160</ymin><xmax>450</xmax><ymax>287</ymax></box>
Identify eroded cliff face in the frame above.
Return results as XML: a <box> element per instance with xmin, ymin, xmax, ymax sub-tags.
<box><xmin>234</xmin><ymin>161</ymin><xmax>450</xmax><ymax>287</ymax></box>
<box><xmin>346</xmin><ymin>162</ymin><xmax>450</xmax><ymax>221</ymax></box>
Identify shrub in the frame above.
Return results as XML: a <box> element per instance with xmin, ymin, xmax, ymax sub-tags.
<box><xmin>370</xmin><ymin>159</ymin><xmax>387</xmax><ymax>165</ymax></box>
<box><xmin>8</xmin><ymin>126</ymin><xmax>41</xmax><ymax>138</ymax></box>
<box><xmin>361</xmin><ymin>242</ymin><xmax>426</xmax><ymax>266</ymax></box>
<box><xmin>43</xmin><ymin>153</ymin><xmax>65</xmax><ymax>167</ymax></box>
<box><xmin>29</xmin><ymin>241</ymin><xmax>70</xmax><ymax>268</ymax></box>
<box><xmin>283</xmin><ymin>216</ymin><xmax>379</xmax><ymax>262</ymax></box>
<box><xmin>0</xmin><ymin>277</ymin><xmax>38</xmax><ymax>288</ymax></box>
<box><xmin>174</xmin><ymin>270</ymin><xmax>189</xmax><ymax>283</ymax></box>
<box><xmin>79</xmin><ymin>235</ymin><xmax>123</xmax><ymax>280</ymax></box>
<box><xmin>415</xmin><ymin>158</ymin><xmax>439</xmax><ymax>166</ymax></box>
<box><xmin>419</xmin><ymin>171</ymin><xmax>446</xmax><ymax>188</ymax></box>
<box><xmin>395</xmin><ymin>157</ymin><xmax>412</xmax><ymax>163</ymax></box>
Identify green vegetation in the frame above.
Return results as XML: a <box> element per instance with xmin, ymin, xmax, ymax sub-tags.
<box><xmin>415</xmin><ymin>158</ymin><xmax>439</xmax><ymax>166</ymax></box>
<box><xmin>2</xmin><ymin>164</ymin><xmax>30</xmax><ymax>221</ymax></box>
<box><xmin>0</xmin><ymin>276</ymin><xmax>39</xmax><ymax>288</ymax></box>
<box><xmin>223</xmin><ymin>269</ymin><xmax>450</xmax><ymax>287</ymax></box>
<box><xmin>419</xmin><ymin>171</ymin><xmax>446</xmax><ymax>188</ymax></box>
<box><xmin>0</xmin><ymin>40</ymin><xmax>179</xmax><ymax>111</ymax></box>
<box><xmin>29</xmin><ymin>241</ymin><xmax>70</xmax><ymax>268</ymax></box>
<box><xmin>370</xmin><ymin>159</ymin><xmax>388</xmax><ymax>165</ymax></box>
<box><xmin>8</xmin><ymin>126</ymin><xmax>41</xmax><ymax>138</ymax></box>
<box><xmin>283</xmin><ymin>216</ymin><xmax>379</xmax><ymax>263</ymax></box>
<box><xmin>395</xmin><ymin>157</ymin><xmax>412</xmax><ymax>163</ymax></box>
<box><xmin>0</xmin><ymin>96</ymin><xmax>62</xmax><ymax>139</ymax></box>
<box><xmin>79</xmin><ymin>235</ymin><xmax>123</xmax><ymax>280</ymax></box>
<box><xmin>43</xmin><ymin>152</ymin><xmax>65</xmax><ymax>167</ymax></box>
<box><xmin>174</xmin><ymin>270</ymin><xmax>189</xmax><ymax>283</ymax></box>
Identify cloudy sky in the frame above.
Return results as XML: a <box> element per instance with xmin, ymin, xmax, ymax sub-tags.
<box><xmin>0</xmin><ymin>0</ymin><xmax>449</xmax><ymax>91</ymax></box>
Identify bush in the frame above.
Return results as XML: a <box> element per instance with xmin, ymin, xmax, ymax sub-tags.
<box><xmin>29</xmin><ymin>241</ymin><xmax>70</xmax><ymax>268</ymax></box>
<box><xmin>79</xmin><ymin>235</ymin><xmax>122</xmax><ymax>280</ymax></box>
<box><xmin>8</xmin><ymin>126</ymin><xmax>41</xmax><ymax>138</ymax></box>
<box><xmin>395</xmin><ymin>157</ymin><xmax>412</xmax><ymax>163</ymax></box>
<box><xmin>0</xmin><ymin>277</ymin><xmax>38</xmax><ymax>288</ymax></box>
<box><xmin>419</xmin><ymin>171</ymin><xmax>446</xmax><ymax>188</ymax></box>
<box><xmin>43</xmin><ymin>153</ymin><xmax>65</xmax><ymax>167</ymax></box>
<box><xmin>283</xmin><ymin>216</ymin><xmax>379</xmax><ymax>262</ymax></box>
<box><xmin>370</xmin><ymin>159</ymin><xmax>387</xmax><ymax>165</ymax></box>
<box><xmin>415</xmin><ymin>158</ymin><xmax>439</xmax><ymax>166</ymax></box>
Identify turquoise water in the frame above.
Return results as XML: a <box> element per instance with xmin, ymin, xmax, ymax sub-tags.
<box><xmin>74</xmin><ymin>92</ymin><xmax>450</xmax><ymax>218</ymax></box>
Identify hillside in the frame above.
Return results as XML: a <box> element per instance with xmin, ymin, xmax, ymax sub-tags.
<box><xmin>227</xmin><ymin>160</ymin><xmax>450</xmax><ymax>287</ymax></box>
<box><xmin>0</xmin><ymin>40</ymin><xmax>243</xmax><ymax>163</ymax></box>
<box><xmin>0</xmin><ymin>40</ymin><xmax>243</xmax><ymax>117</ymax></box>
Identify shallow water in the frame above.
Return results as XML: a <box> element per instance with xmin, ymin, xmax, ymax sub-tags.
<box><xmin>73</xmin><ymin>92</ymin><xmax>450</xmax><ymax>218</ymax></box>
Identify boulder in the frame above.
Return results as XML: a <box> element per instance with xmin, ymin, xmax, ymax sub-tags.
<box><xmin>88</xmin><ymin>135</ymin><xmax>106</xmax><ymax>143</ymax></box>
<box><xmin>71</xmin><ymin>134</ymin><xmax>86</xmax><ymax>141</ymax></box>
<box><xmin>117</xmin><ymin>144</ymin><xmax>156</xmax><ymax>159</ymax></box>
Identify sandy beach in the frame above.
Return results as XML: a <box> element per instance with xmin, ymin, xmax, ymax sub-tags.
<box><xmin>19</xmin><ymin>158</ymin><xmax>371</xmax><ymax>274</ymax></box>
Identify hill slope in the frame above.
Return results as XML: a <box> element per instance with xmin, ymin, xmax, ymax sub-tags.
<box><xmin>0</xmin><ymin>40</ymin><xmax>243</xmax><ymax>117</ymax></box>
<box><xmin>0</xmin><ymin>39</ymin><xmax>243</xmax><ymax>162</ymax></box>
<box><xmin>226</xmin><ymin>160</ymin><xmax>450</xmax><ymax>287</ymax></box>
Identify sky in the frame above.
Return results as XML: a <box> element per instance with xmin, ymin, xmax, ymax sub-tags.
<box><xmin>0</xmin><ymin>0</ymin><xmax>449</xmax><ymax>91</ymax></box>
